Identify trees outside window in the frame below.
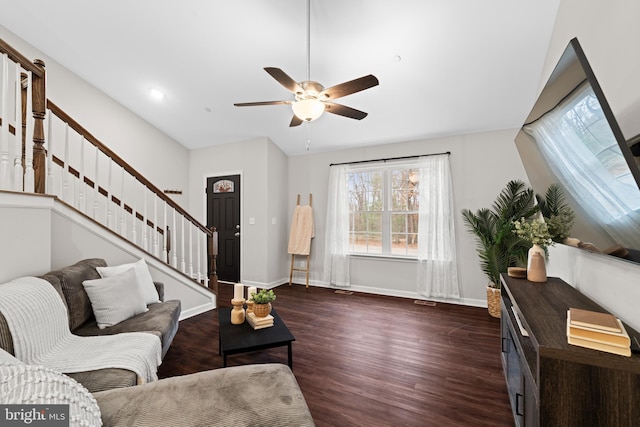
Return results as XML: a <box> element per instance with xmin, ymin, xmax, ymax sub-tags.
<box><xmin>347</xmin><ymin>165</ymin><xmax>419</xmax><ymax>256</ymax></box>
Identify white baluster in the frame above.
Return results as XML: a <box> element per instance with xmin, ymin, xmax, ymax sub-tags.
<box><xmin>106</xmin><ymin>160</ymin><xmax>112</xmax><ymax>229</ymax></box>
<box><xmin>62</xmin><ymin>123</ymin><xmax>70</xmax><ymax>202</ymax></box>
<box><xmin>188</xmin><ymin>221</ymin><xmax>194</xmax><ymax>278</ymax></box>
<box><xmin>142</xmin><ymin>187</ymin><xmax>148</xmax><ymax>251</ymax></box>
<box><xmin>22</xmin><ymin>70</ymin><xmax>34</xmax><ymax>192</ymax></box>
<box><xmin>153</xmin><ymin>196</ymin><xmax>159</xmax><ymax>256</ymax></box>
<box><xmin>181</xmin><ymin>216</ymin><xmax>186</xmax><ymax>273</ymax></box>
<box><xmin>12</xmin><ymin>64</ymin><xmax>24</xmax><ymax>191</ymax></box>
<box><xmin>120</xmin><ymin>166</ymin><xmax>126</xmax><ymax>237</ymax></box>
<box><xmin>196</xmin><ymin>225</ymin><xmax>202</xmax><ymax>283</ymax></box>
<box><xmin>162</xmin><ymin>200</ymin><xmax>168</xmax><ymax>263</ymax></box>
<box><xmin>46</xmin><ymin>110</ymin><xmax>53</xmax><ymax>195</ymax></box>
<box><xmin>171</xmin><ymin>207</ymin><xmax>178</xmax><ymax>268</ymax></box>
<box><xmin>131</xmin><ymin>178</ymin><xmax>138</xmax><ymax>245</ymax></box>
<box><xmin>78</xmin><ymin>137</ymin><xmax>85</xmax><ymax>212</ymax></box>
<box><xmin>93</xmin><ymin>148</ymin><xmax>99</xmax><ymax>219</ymax></box>
<box><xmin>204</xmin><ymin>230</ymin><xmax>210</xmax><ymax>288</ymax></box>
<box><xmin>0</xmin><ymin>54</ymin><xmax>11</xmax><ymax>190</ymax></box>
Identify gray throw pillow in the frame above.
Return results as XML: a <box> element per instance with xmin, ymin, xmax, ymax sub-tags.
<box><xmin>82</xmin><ymin>268</ymin><xmax>148</xmax><ymax>329</ymax></box>
<box><xmin>96</xmin><ymin>258</ymin><xmax>160</xmax><ymax>305</ymax></box>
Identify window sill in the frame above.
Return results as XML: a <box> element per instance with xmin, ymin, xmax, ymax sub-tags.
<box><xmin>350</xmin><ymin>254</ymin><xmax>417</xmax><ymax>263</ymax></box>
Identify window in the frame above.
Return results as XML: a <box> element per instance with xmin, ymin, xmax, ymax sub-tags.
<box><xmin>347</xmin><ymin>163</ymin><xmax>419</xmax><ymax>256</ymax></box>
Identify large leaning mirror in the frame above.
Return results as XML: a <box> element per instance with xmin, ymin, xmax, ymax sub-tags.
<box><xmin>515</xmin><ymin>38</ymin><xmax>640</xmax><ymax>263</ymax></box>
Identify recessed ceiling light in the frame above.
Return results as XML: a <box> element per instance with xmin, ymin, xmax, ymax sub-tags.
<box><xmin>149</xmin><ymin>88</ymin><xmax>164</xmax><ymax>101</ymax></box>
<box><xmin>393</xmin><ymin>55</ymin><xmax>402</xmax><ymax>63</ymax></box>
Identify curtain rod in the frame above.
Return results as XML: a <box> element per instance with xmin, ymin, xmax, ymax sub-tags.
<box><xmin>330</xmin><ymin>151</ymin><xmax>450</xmax><ymax>167</ymax></box>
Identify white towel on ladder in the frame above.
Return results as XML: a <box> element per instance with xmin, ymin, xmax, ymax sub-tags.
<box><xmin>288</xmin><ymin>205</ymin><xmax>314</xmax><ymax>255</ymax></box>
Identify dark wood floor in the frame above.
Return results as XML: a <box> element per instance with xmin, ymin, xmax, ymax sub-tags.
<box><xmin>158</xmin><ymin>283</ymin><xmax>514</xmax><ymax>427</ymax></box>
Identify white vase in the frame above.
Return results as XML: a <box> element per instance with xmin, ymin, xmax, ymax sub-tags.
<box><xmin>527</xmin><ymin>244</ymin><xmax>547</xmax><ymax>282</ymax></box>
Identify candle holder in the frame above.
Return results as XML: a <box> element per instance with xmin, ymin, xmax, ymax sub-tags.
<box><xmin>231</xmin><ymin>298</ymin><xmax>246</xmax><ymax>324</ymax></box>
<box><xmin>246</xmin><ymin>300</ymin><xmax>254</xmax><ymax>315</ymax></box>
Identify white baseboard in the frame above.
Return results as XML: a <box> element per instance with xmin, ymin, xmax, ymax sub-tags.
<box><xmin>288</xmin><ymin>279</ymin><xmax>487</xmax><ymax>308</ymax></box>
<box><xmin>179</xmin><ymin>300</ymin><xmax>217</xmax><ymax>320</ymax></box>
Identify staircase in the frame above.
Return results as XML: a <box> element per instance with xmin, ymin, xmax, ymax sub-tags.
<box><xmin>0</xmin><ymin>38</ymin><xmax>217</xmax><ymax>316</ymax></box>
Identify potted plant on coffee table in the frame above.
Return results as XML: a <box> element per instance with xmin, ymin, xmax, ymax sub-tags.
<box><xmin>251</xmin><ymin>289</ymin><xmax>276</xmax><ymax>317</ymax></box>
<box><xmin>461</xmin><ymin>180</ymin><xmax>538</xmax><ymax>317</ymax></box>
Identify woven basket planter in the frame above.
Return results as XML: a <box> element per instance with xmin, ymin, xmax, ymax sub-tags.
<box><xmin>487</xmin><ymin>286</ymin><xmax>501</xmax><ymax>318</ymax></box>
<box><xmin>253</xmin><ymin>303</ymin><xmax>272</xmax><ymax>318</ymax></box>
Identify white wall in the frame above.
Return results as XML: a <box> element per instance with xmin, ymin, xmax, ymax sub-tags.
<box><xmin>266</xmin><ymin>140</ymin><xmax>290</xmax><ymax>285</ymax></box>
<box><xmin>0</xmin><ymin>193</ymin><xmax>52</xmax><ymax>282</ymax></box>
<box><xmin>0</xmin><ymin>25</ymin><xmax>191</xmax><ymax>207</ymax></box>
<box><xmin>533</xmin><ymin>0</ymin><xmax>640</xmax><ymax>331</ymax></box>
<box><xmin>288</xmin><ymin>129</ymin><xmax>529</xmax><ymax>305</ymax></box>
<box><xmin>188</xmin><ymin>137</ymin><xmax>289</xmax><ymax>287</ymax></box>
<box><xmin>49</xmin><ymin>202</ymin><xmax>215</xmax><ymax>319</ymax></box>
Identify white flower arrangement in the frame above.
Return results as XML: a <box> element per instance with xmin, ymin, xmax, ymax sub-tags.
<box><xmin>512</xmin><ymin>217</ymin><xmax>554</xmax><ymax>247</ymax></box>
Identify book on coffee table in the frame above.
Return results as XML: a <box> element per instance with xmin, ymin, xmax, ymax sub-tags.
<box><xmin>246</xmin><ymin>312</ymin><xmax>274</xmax><ymax>330</ymax></box>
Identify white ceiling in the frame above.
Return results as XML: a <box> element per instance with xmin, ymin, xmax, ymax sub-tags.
<box><xmin>0</xmin><ymin>0</ymin><xmax>560</xmax><ymax>156</ymax></box>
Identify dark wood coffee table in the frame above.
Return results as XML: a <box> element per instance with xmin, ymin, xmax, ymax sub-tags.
<box><xmin>218</xmin><ymin>307</ymin><xmax>295</xmax><ymax>368</ymax></box>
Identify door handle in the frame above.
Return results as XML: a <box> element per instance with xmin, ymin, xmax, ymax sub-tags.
<box><xmin>234</xmin><ymin>232</ymin><xmax>240</xmax><ymax>237</ymax></box>
<box><xmin>515</xmin><ymin>393</ymin><xmax>524</xmax><ymax>416</ymax></box>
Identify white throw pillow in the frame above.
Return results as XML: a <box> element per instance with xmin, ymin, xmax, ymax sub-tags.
<box><xmin>82</xmin><ymin>268</ymin><xmax>148</xmax><ymax>329</ymax></box>
<box><xmin>96</xmin><ymin>258</ymin><xmax>160</xmax><ymax>305</ymax></box>
<box><xmin>0</xmin><ymin>362</ymin><xmax>102</xmax><ymax>426</ymax></box>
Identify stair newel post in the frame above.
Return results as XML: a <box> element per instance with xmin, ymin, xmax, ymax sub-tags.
<box><xmin>208</xmin><ymin>226</ymin><xmax>219</xmax><ymax>294</ymax></box>
<box><xmin>30</xmin><ymin>59</ymin><xmax>45</xmax><ymax>194</ymax></box>
<box><xmin>13</xmin><ymin>68</ymin><xmax>24</xmax><ymax>191</ymax></box>
<box><xmin>171</xmin><ymin>207</ymin><xmax>178</xmax><ymax>268</ymax></box>
<box><xmin>162</xmin><ymin>200</ymin><xmax>168</xmax><ymax>263</ymax></box>
<box><xmin>62</xmin><ymin>123</ymin><xmax>70</xmax><ymax>203</ymax></box>
<box><xmin>46</xmin><ymin>110</ymin><xmax>53</xmax><ymax>195</ymax></box>
<box><xmin>166</xmin><ymin>224</ymin><xmax>172</xmax><ymax>265</ymax></box>
<box><xmin>0</xmin><ymin>53</ymin><xmax>9</xmax><ymax>190</ymax></box>
<box><xmin>22</xmin><ymin>71</ymin><xmax>35</xmax><ymax>192</ymax></box>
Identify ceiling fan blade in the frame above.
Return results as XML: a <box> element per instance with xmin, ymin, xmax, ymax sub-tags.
<box><xmin>264</xmin><ymin>67</ymin><xmax>305</xmax><ymax>94</ymax></box>
<box><xmin>323</xmin><ymin>102</ymin><xmax>368</xmax><ymax>120</ymax></box>
<box><xmin>320</xmin><ymin>75</ymin><xmax>379</xmax><ymax>100</ymax></box>
<box><xmin>289</xmin><ymin>115</ymin><xmax>304</xmax><ymax>127</ymax></box>
<box><xmin>234</xmin><ymin>100</ymin><xmax>292</xmax><ymax>107</ymax></box>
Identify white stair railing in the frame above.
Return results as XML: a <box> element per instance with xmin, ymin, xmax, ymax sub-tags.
<box><xmin>44</xmin><ymin>101</ymin><xmax>214</xmax><ymax>289</ymax></box>
<box><xmin>0</xmin><ymin>38</ymin><xmax>217</xmax><ymax>292</ymax></box>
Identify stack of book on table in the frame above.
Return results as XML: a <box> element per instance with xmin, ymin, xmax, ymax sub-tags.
<box><xmin>246</xmin><ymin>312</ymin><xmax>274</xmax><ymax>330</ymax></box>
<box><xmin>566</xmin><ymin>307</ymin><xmax>631</xmax><ymax>357</ymax></box>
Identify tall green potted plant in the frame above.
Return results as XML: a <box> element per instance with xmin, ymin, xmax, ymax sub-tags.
<box><xmin>461</xmin><ymin>180</ymin><xmax>538</xmax><ymax>317</ymax></box>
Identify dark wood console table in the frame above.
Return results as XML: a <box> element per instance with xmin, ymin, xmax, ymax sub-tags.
<box><xmin>500</xmin><ymin>275</ymin><xmax>640</xmax><ymax>426</ymax></box>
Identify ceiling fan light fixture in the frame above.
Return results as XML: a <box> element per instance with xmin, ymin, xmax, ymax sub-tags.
<box><xmin>292</xmin><ymin>98</ymin><xmax>325</xmax><ymax>122</ymax></box>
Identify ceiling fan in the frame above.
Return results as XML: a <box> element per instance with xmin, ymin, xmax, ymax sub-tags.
<box><xmin>234</xmin><ymin>0</ymin><xmax>379</xmax><ymax>127</ymax></box>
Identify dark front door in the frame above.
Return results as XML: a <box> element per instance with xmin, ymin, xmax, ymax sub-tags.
<box><xmin>207</xmin><ymin>175</ymin><xmax>241</xmax><ymax>282</ymax></box>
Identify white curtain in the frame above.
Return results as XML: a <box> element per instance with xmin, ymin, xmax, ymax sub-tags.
<box><xmin>323</xmin><ymin>164</ymin><xmax>351</xmax><ymax>287</ymax></box>
<box><xmin>524</xmin><ymin>84</ymin><xmax>640</xmax><ymax>248</ymax></box>
<box><xmin>416</xmin><ymin>154</ymin><xmax>460</xmax><ymax>299</ymax></box>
